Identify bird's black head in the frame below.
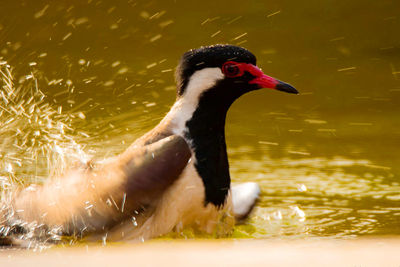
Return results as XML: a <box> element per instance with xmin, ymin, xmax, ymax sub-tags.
<box><xmin>175</xmin><ymin>44</ymin><xmax>298</xmax><ymax>99</ymax></box>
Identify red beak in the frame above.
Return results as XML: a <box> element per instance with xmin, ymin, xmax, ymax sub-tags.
<box><xmin>245</xmin><ymin>64</ymin><xmax>298</xmax><ymax>94</ymax></box>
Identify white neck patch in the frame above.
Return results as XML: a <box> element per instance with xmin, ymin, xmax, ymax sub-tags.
<box><xmin>167</xmin><ymin>67</ymin><xmax>224</xmax><ymax>136</ymax></box>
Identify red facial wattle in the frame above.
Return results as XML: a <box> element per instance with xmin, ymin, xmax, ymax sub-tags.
<box><xmin>221</xmin><ymin>61</ymin><xmax>298</xmax><ymax>94</ymax></box>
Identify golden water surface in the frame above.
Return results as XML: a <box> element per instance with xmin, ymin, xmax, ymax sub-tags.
<box><xmin>0</xmin><ymin>0</ymin><xmax>399</xmax><ymax>241</ymax></box>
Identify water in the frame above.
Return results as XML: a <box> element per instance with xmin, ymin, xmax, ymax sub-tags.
<box><xmin>0</xmin><ymin>0</ymin><xmax>399</xmax><ymax>243</ymax></box>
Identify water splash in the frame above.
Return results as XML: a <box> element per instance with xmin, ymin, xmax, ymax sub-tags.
<box><xmin>0</xmin><ymin>62</ymin><xmax>90</xmax><ymax>247</ymax></box>
<box><xmin>0</xmin><ymin>63</ymin><xmax>89</xmax><ymax>185</ymax></box>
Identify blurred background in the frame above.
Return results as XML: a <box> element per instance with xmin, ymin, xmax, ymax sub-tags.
<box><xmin>0</xmin><ymin>0</ymin><xmax>399</xmax><ymax>239</ymax></box>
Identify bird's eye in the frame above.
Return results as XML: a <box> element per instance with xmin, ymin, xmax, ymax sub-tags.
<box><xmin>222</xmin><ymin>61</ymin><xmax>243</xmax><ymax>78</ymax></box>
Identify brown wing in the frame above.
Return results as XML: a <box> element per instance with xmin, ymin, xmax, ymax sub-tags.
<box><xmin>8</xmin><ymin>135</ymin><xmax>191</xmax><ymax>239</ymax></box>
<box><xmin>122</xmin><ymin>135</ymin><xmax>192</xmax><ymax>206</ymax></box>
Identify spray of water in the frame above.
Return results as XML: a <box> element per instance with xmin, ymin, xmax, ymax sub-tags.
<box><xmin>0</xmin><ymin>62</ymin><xmax>90</xmax><ymax>247</ymax></box>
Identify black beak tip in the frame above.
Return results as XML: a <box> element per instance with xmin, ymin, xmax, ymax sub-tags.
<box><xmin>276</xmin><ymin>81</ymin><xmax>299</xmax><ymax>95</ymax></box>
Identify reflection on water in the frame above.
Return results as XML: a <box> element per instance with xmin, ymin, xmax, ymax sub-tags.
<box><xmin>230</xmin><ymin>149</ymin><xmax>400</xmax><ymax>238</ymax></box>
<box><xmin>0</xmin><ymin>0</ymin><xmax>400</xmax><ymax>244</ymax></box>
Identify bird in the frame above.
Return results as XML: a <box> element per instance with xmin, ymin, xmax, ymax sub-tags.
<box><xmin>1</xmin><ymin>44</ymin><xmax>297</xmax><ymax>245</ymax></box>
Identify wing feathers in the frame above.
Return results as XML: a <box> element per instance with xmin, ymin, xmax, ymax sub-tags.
<box><xmin>8</xmin><ymin>135</ymin><xmax>191</xmax><ymax>238</ymax></box>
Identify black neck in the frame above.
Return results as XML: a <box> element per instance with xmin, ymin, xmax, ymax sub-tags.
<box><xmin>184</xmin><ymin>85</ymin><xmax>238</xmax><ymax>207</ymax></box>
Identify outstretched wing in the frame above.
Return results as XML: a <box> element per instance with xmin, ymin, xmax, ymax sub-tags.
<box><xmin>7</xmin><ymin>135</ymin><xmax>191</xmax><ymax>241</ymax></box>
